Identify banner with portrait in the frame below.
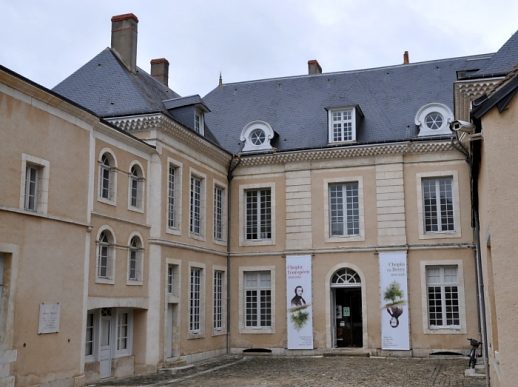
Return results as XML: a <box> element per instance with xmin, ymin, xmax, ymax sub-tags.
<box><xmin>379</xmin><ymin>251</ymin><xmax>410</xmax><ymax>350</ymax></box>
<box><xmin>286</xmin><ymin>255</ymin><xmax>313</xmax><ymax>349</ymax></box>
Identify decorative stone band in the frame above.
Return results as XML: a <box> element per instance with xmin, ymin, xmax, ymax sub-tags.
<box><xmin>236</xmin><ymin>141</ymin><xmax>456</xmax><ymax>167</ymax></box>
<box><xmin>107</xmin><ymin>113</ymin><xmax>231</xmax><ymax>165</ymax></box>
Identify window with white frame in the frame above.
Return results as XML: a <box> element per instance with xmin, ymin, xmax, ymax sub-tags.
<box><xmin>128</xmin><ymin>236</ymin><xmax>143</xmax><ymax>282</ymax></box>
<box><xmin>129</xmin><ymin>164</ymin><xmax>144</xmax><ymax>210</ymax></box>
<box><xmin>328</xmin><ymin>108</ymin><xmax>356</xmax><ymax>143</ymax></box>
<box><xmin>213</xmin><ymin>270</ymin><xmax>224</xmax><ymax>331</ymax></box>
<box><xmin>167</xmin><ymin>163</ymin><xmax>179</xmax><ymax>230</ymax></box>
<box><xmin>245</xmin><ymin>188</ymin><xmax>271</xmax><ymax>240</ymax></box>
<box><xmin>214</xmin><ymin>185</ymin><xmax>225</xmax><ymax>241</ymax></box>
<box><xmin>85</xmin><ymin>311</ymin><xmax>95</xmax><ymax>356</ymax></box>
<box><xmin>117</xmin><ymin>311</ymin><xmax>130</xmax><ymax>350</ymax></box>
<box><xmin>244</xmin><ymin>271</ymin><xmax>272</xmax><ymax>328</ymax></box>
<box><xmin>97</xmin><ymin>230</ymin><xmax>114</xmax><ymax>280</ymax></box>
<box><xmin>190</xmin><ymin>175</ymin><xmax>203</xmax><ymax>236</ymax></box>
<box><xmin>329</xmin><ymin>182</ymin><xmax>359</xmax><ymax>237</ymax></box>
<box><xmin>194</xmin><ymin>110</ymin><xmax>204</xmax><ymax>135</ymax></box>
<box><xmin>422</xmin><ymin>176</ymin><xmax>455</xmax><ymax>233</ymax></box>
<box><xmin>99</xmin><ymin>152</ymin><xmax>116</xmax><ymax>201</ymax></box>
<box><xmin>20</xmin><ymin>154</ymin><xmax>49</xmax><ymax>214</ymax></box>
<box><xmin>167</xmin><ymin>263</ymin><xmax>179</xmax><ymax>296</ymax></box>
<box><xmin>189</xmin><ymin>267</ymin><xmax>202</xmax><ymax>333</ymax></box>
<box><xmin>426</xmin><ymin>265</ymin><xmax>460</xmax><ymax>329</ymax></box>
<box><xmin>24</xmin><ymin>163</ymin><xmax>42</xmax><ymax>211</ymax></box>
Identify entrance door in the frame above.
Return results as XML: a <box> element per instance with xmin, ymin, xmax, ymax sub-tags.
<box><xmin>166</xmin><ymin>304</ymin><xmax>177</xmax><ymax>358</ymax></box>
<box><xmin>333</xmin><ymin>287</ymin><xmax>362</xmax><ymax>347</ymax></box>
<box><xmin>99</xmin><ymin>309</ymin><xmax>112</xmax><ymax>378</ymax></box>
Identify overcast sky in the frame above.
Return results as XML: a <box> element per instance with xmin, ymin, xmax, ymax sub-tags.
<box><xmin>1</xmin><ymin>0</ymin><xmax>517</xmax><ymax>96</ymax></box>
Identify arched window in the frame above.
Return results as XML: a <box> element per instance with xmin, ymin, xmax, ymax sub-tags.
<box><xmin>331</xmin><ymin>268</ymin><xmax>361</xmax><ymax>287</ymax></box>
<box><xmin>97</xmin><ymin>230</ymin><xmax>114</xmax><ymax>280</ymax></box>
<box><xmin>99</xmin><ymin>152</ymin><xmax>116</xmax><ymax>201</ymax></box>
<box><xmin>128</xmin><ymin>236</ymin><xmax>142</xmax><ymax>282</ymax></box>
<box><xmin>129</xmin><ymin>164</ymin><xmax>144</xmax><ymax>209</ymax></box>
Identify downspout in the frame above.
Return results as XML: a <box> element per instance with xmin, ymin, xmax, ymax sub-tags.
<box><xmin>451</xmin><ymin>126</ymin><xmax>489</xmax><ymax>383</ymax></box>
<box><xmin>226</xmin><ymin>155</ymin><xmax>241</xmax><ymax>354</ymax></box>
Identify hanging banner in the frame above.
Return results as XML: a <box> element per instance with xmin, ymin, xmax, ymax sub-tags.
<box><xmin>286</xmin><ymin>255</ymin><xmax>313</xmax><ymax>349</ymax></box>
<box><xmin>379</xmin><ymin>251</ymin><xmax>410</xmax><ymax>350</ymax></box>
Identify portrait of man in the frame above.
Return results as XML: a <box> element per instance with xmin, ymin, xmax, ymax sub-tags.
<box><xmin>291</xmin><ymin>285</ymin><xmax>306</xmax><ymax>306</ymax></box>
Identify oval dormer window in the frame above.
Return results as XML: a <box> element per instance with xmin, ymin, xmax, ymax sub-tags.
<box><xmin>415</xmin><ymin>103</ymin><xmax>453</xmax><ymax>137</ymax></box>
<box><xmin>240</xmin><ymin>121</ymin><xmax>275</xmax><ymax>152</ymax></box>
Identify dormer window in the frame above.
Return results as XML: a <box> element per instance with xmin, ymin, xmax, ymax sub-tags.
<box><xmin>415</xmin><ymin>103</ymin><xmax>453</xmax><ymax>137</ymax></box>
<box><xmin>240</xmin><ymin>121</ymin><xmax>275</xmax><ymax>152</ymax></box>
<box><xmin>194</xmin><ymin>110</ymin><xmax>204</xmax><ymax>135</ymax></box>
<box><xmin>327</xmin><ymin>106</ymin><xmax>361</xmax><ymax>144</ymax></box>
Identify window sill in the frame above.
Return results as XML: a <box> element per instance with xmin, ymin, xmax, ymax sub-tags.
<box><xmin>328</xmin><ymin>139</ymin><xmax>357</xmax><ymax>146</ymax></box>
<box><xmin>213</xmin><ymin>238</ymin><xmax>227</xmax><ymax>246</ymax></box>
<box><xmin>240</xmin><ymin>239</ymin><xmax>275</xmax><ymax>247</ymax></box>
<box><xmin>189</xmin><ymin>233</ymin><xmax>206</xmax><ymax>242</ymax></box>
<box><xmin>326</xmin><ymin>234</ymin><xmax>364</xmax><ymax>243</ymax></box>
<box><xmin>212</xmin><ymin>328</ymin><xmax>227</xmax><ymax>337</ymax></box>
<box><xmin>166</xmin><ymin>227</ymin><xmax>182</xmax><ymax>236</ymax></box>
<box><xmin>97</xmin><ymin>197</ymin><xmax>117</xmax><ymax>207</ymax></box>
<box><xmin>167</xmin><ymin>294</ymin><xmax>180</xmax><ymax>303</ymax></box>
<box><xmin>95</xmin><ymin>278</ymin><xmax>115</xmax><ymax>285</ymax></box>
<box><xmin>128</xmin><ymin>206</ymin><xmax>144</xmax><ymax>214</ymax></box>
<box><xmin>419</xmin><ymin>230</ymin><xmax>461</xmax><ymax>240</ymax></box>
<box><xmin>126</xmin><ymin>280</ymin><xmax>143</xmax><ymax>286</ymax></box>
<box><xmin>424</xmin><ymin>327</ymin><xmax>465</xmax><ymax>335</ymax></box>
<box><xmin>240</xmin><ymin>327</ymin><xmax>274</xmax><ymax>334</ymax></box>
<box><xmin>187</xmin><ymin>332</ymin><xmax>205</xmax><ymax>340</ymax></box>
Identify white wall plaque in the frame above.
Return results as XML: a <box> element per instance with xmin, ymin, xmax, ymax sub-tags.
<box><xmin>38</xmin><ymin>303</ymin><xmax>60</xmax><ymax>334</ymax></box>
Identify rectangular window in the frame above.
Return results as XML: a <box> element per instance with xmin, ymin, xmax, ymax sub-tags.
<box><xmin>213</xmin><ymin>270</ymin><xmax>224</xmax><ymax>330</ymax></box>
<box><xmin>129</xmin><ymin>165</ymin><xmax>144</xmax><ymax>209</ymax></box>
<box><xmin>97</xmin><ymin>238</ymin><xmax>113</xmax><ymax>280</ymax></box>
<box><xmin>194</xmin><ymin>111</ymin><xmax>204</xmax><ymax>134</ymax></box>
<box><xmin>329</xmin><ymin>182</ymin><xmax>359</xmax><ymax>236</ymax></box>
<box><xmin>190</xmin><ymin>176</ymin><xmax>202</xmax><ymax>235</ymax></box>
<box><xmin>85</xmin><ymin>312</ymin><xmax>94</xmax><ymax>356</ymax></box>
<box><xmin>117</xmin><ymin>312</ymin><xmax>129</xmax><ymax>350</ymax></box>
<box><xmin>189</xmin><ymin>267</ymin><xmax>202</xmax><ymax>333</ymax></box>
<box><xmin>24</xmin><ymin>163</ymin><xmax>40</xmax><ymax>211</ymax></box>
<box><xmin>168</xmin><ymin>164</ymin><xmax>178</xmax><ymax>229</ymax></box>
<box><xmin>329</xmin><ymin>108</ymin><xmax>356</xmax><ymax>143</ymax></box>
<box><xmin>245</xmin><ymin>189</ymin><xmax>271</xmax><ymax>240</ymax></box>
<box><xmin>422</xmin><ymin>176</ymin><xmax>455</xmax><ymax>233</ymax></box>
<box><xmin>426</xmin><ymin>265</ymin><xmax>460</xmax><ymax>328</ymax></box>
<box><xmin>167</xmin><ymin>264</ymin><xmax>179</xmax><ymax>296</ymax></box>
<box><xmin>244</xmin><ymin>271</ymin><xmax>271</xmax><ymax>328</ymax></box>
<box><xmin>214</xmin><ymin>185</ymin><xmax>224</xmax><ymax>241</ymax></box>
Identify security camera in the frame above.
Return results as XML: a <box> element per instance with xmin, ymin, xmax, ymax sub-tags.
<box><xmin>450</xmin><ymin>120</ymin><xmax>475</xmax><ymax>134</ymax></box>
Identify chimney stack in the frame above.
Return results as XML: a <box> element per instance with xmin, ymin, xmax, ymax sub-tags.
<box><xmin>111</xmin><ymin>13</ymin><xmax>139</xmax><ymax>73</ymax></box>
<box><xmin>150</xmin><ymin>58</ymin><xmax>169</xmax><ymax>87</ymax></box>
<box><xmin>403</xmin><ymin>51</ymin><xmax>409</xmax><ymax>65</ymax></box>
<box><xmin>308</xmin><ymin>59</ymin><xmax>322</xmax><ymax>75</ymax></box>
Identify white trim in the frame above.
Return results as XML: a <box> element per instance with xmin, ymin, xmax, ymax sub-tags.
<box><xmin>240</xmin><ymin>121</ymin><xmax>275</xmax><ymax>152</ymax></box>
<box><xmin>420</xmin><ymin>259</ymin><xmax>466</xmax><ymax>334</ymax></box>
<box><xmin>415</xmin><ymin>103</ymin><xmax>453</xmax><ymax>137</ymax></box>
<box><xmin>323</xmin><ymin>176</ymin><xmax>365</xmax><ymax>243</ymax></box>
<box><xmin>194</xmin><ymin>109</ymin><xmax>205</xmax><ymax>136</ymax></box>
<box><xmin>165</xmin><ymin>258</ymin><xmax>181</xmax><ymax>302</ymax></box>
<box><xmin>165</xmin><ymin>157</ymin><xmax>183</xmax><ymax>235</ymax></box>
<box><xmin>189</xmin><ymin>168</ymin><xmax>207</xmax><ymax>240</ymax></box>
<box><xmin>188</xmin><ymin>262</ymin><xmax>206</xmax><ymax>338</ymax></box>
<box><xmin>212</xmin><ymin>179</ymin><xmax>228</xmax><ymax>245</ymax></box>
<box><xmin>238</xmin><ymin>266</ymin><xmax>275</xmax><ymax>334</ymax></box>
<box><xmin>416</xmin><ymin>170</ymin><xmax>461</xmax><ymax>239</ymax></box>
<box><xmin>238</xmin><ymin>182</ymin><xmax>276</xmax><ymax>246</ymax></box>
<box><xmin>126</xmin><ymin>232</ymin><xmax>144</xmax><ymax>285</ymax></box>
<box><xmin>328</xmin><ymin>107</ymin><xmax>357</xmax><ymax>144</ymax></box>
<box><xmin>212</xmin><ymin>265</ymin><xmax>227</xmax><ymax>336</ymax></box>
<box><xmin>97</xmin><ymin>148</ymin><xmax>118</xmax><ymax>206</ymax></box>
<box><xmin>95</xmin><ymin>225</ymin><xmax>116</xmax><ymax>285</ymax></box>
<box><xmin>114</xmin><ymin>308</ymin><xmax>133</xmax><ymax>358</ymax></box>
<box><xmin>127</xmin><ymin>160</ymin><xmax>145</xmax><ymax>213</ymax></box>
<box><xmin>19</xmin><ymin>153</ymin><xmax>50</xmax><ymax>214</ymax></box>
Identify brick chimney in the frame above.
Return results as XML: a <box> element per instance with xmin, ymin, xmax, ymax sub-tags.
<box><xmin>308</xmin><ymin>59</ymin><xmax>322</xmax><ymax>75</ymax></box>
<box><xmin>111</xmin><ymin>13</ymin><xmax>139</xmax><ymax>73</ymax></box>
<box><xmin>403</xmin><ymin>51</ymin><xmax>409</xmax><ymax>65</ymax></box>
<box><xmin>150</xmin><ymin>58</ymin><xmax>169</xmax><ymax>86</ymax></box>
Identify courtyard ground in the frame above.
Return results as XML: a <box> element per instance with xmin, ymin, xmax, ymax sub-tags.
<box><xmin>93</xmin><ymin>355</ymin><xmax>486</xmax><ymax>386</ymax></box>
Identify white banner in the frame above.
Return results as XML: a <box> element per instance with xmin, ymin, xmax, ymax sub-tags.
<box><xmin>286</xmin><ymin>255</ymin><xmax>313</xmax><ymax>349</ymax></box>
<box><xmin>379</xmin><ymin>251</ymin><xmax>410</xmax><ymax>350</ymax></box>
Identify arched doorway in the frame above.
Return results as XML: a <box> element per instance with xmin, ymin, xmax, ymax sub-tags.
<box><xmin>331</xmin><ymin>268</ymin><xmax>363</xmax><ymax>347</ymax></box>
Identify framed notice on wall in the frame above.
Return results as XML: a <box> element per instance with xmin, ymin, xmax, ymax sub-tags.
<box><xmin>38</xmin><ymin>303</ymin><xmax>60</xmax><ymax>334</ymax></box>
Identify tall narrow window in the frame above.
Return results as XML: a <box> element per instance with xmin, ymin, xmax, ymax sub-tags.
<box><xmin>329</xmin><ymin>182</ymin><xmax>359</xmax><ymax>236</ymax></box>
<box><xmin>189</xmin><ymin>267</ymin><xmax>202</xmax><ymax>333</ymax></box>
<box><xmin>214</xmin><ymin>186</ymin><xmax>224</xmax><ymax>241</ymax></box>
<box><xmin>167</xmin><ymin>164</ymin><xmax>178</xmax><ymax>229</ymax></box>
<box><xmin>167</xmin><ymin>264</ymin><xmax>179</xmax><ymax>296</ymax></box>
<box><xmin>329</xmin><ymin>108</ymin><xmax>356</xmax><ymax>143</ymax></box>
<box><xmin>245</xmin><ymin>188</ymin><xmax>271</xmax><ymax>240</ymax></box>
<box><xmin>97</xmin><ymin>230</ymin><xmax>114</xmax><ymax>280</ymax></box>
<box><xmin>24</xmin><ymin>163</ymin><xmax>40</xmax><ymax>211</ymax></box>
<box><xmin>426</xmin><ymin>265</ymin><xmax>460</xmax><ymax>328</ymax></box>
<box><xmin>190</xmin><ymin>176</ymin><xmax>202</xmax><ymax>235</ymax></box>
<box><xmin>128</xmin><ymin>236</ymin><xmax>142</xmax><ymax>282</ymax></box>
<box><xmin>117</xmin><ymin>312</ymin><xmax>129</xmax><ymax>350</ymax></box>
<box><xmin>213</xmin><ymin>270</ymin><xmax>224</xmax><ymax>330</ymax></box>
<box><xmin>99</xmin><ymin>153</ymin><xmax>115</xmax><ymax>201</ymax></box>
<box><xmin>129</xmin><ymin>164</ymin><xmax>144</xmax><ymax>209</ymax></box>
<box><xmin>422</xmin><ymin>176</ymin><xmax>455</xmax><ymax>233</ymax></box>
<box><xmin>85</xmin><ymin>312</ymin><xmax>94</xmax><ymax>356</ymax></box>
<box><xmin>194</xmin><ymin>111</ymin><xmax>204</xmax><ymax>135</ymax></box>
<box><xmin>244</xmin><ymin>271</ymin><xmax>271</xmax><ymax>328</ymax></box>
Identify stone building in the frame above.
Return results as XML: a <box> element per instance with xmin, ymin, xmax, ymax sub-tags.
<box><xmin>1</xmin><ymin>12</ymin><xmax>517</xmax><ymax>386</ymax></box>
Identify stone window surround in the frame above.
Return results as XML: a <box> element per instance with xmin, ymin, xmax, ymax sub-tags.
<box><xmin>127</xmin><ymin>160</ymin><xmax>145</xmax><ymax>213</ymax></box>
<box><xmin>187</xmin><ymin>262</ymin><xmax>206</xmax><ymax>338</ymax></box>
<box><xmin>95</xmin><ymin>225</ymin><xmax>116</xmax><ymax>285</ymax></box>
<box><xmin>212</xmin><ymin>265</ymin><xmax>227</xmax><ymax>336</ymax></box>
<box><xmin>126</xmin><ymin>232</ymin><xmax>144</xmax><ymax>286</ymax></box>
<box><xmin>212</xmin><ymin>179</ymin><xmax>228</xmax><ymax>245</ymax></box>
<box><xmin>19</xmin><ymin>153</ymin><xmax>50</xmax><ymax>214</ymax></box>
<box><xmin>189</xmin><ymin>168</ymin><xmax>207</xmax><ymax>241</ymax></box>
<box><xmin>166</xmin><ymin>157</ymin><xmax>183</xmax><ymax>236</ymax></box>
<box><xmin>97</xmin><ymin>148</ymin><xmax>118</xmax><ymax>206</ymax></box>
<box><xmin>238</xmin><ymin>182</ymin><xmax>276</xmax><ymax>246</ymax></box>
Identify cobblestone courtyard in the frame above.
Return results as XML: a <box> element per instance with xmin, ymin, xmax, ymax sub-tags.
<box><xmin>95</xmin><ymin>355</ymin><xmax>486</xmax><ymax>386</ymax></box>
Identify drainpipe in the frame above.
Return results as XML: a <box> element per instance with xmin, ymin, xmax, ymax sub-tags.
<box><xmin>226</xmin><ymin>155</ymin><xmax>241</xmax><ymax>355</ymax></box>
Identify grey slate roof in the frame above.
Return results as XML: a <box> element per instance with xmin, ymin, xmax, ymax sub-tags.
<box><xmin>472</xmin><ymin>30</ymin><xmax>518</xmax><ymax>78</ymax></box>
<box><xmin>203</xmin><ymin>55</ymin><xmax>491</xmax><ymax>154</ymax></box>
<box><xmin>54</xmin><ymin>48</ymin><xmax>180</xmax><ymax>117</ymax></box>
<box><xmin>163</xmin><ymin>95</ymin><xmax>210</xmax><ymax>111</ymax></box>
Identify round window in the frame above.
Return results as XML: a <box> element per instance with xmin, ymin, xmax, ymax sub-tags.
<box><xmin>424</xmin><ymin>112</ymin><xmax>444</xmax><ymax>130</ymax></box>
<box><xmin>250</xmin><ymin>128</ymin><xmax>266</xmax><ymax>145</ymax></box>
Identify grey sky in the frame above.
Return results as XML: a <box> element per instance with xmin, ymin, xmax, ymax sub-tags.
<box><xmin>1</xmin><ymin>0</ymin><xmax>517</xmax><ymax>97</ymax></box>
